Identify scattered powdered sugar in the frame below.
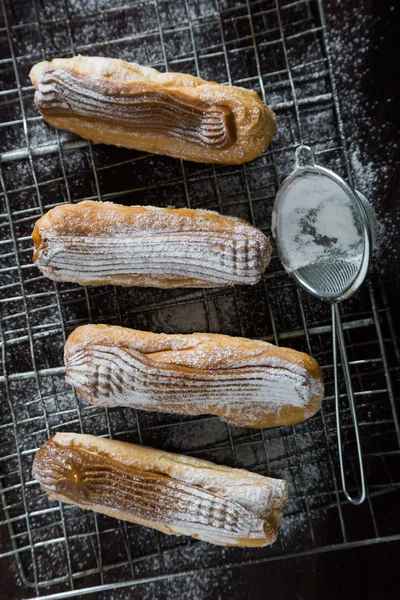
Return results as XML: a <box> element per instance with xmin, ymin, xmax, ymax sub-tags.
<box><xmin>2</xmin><ymin>0</ymin><xmax>396</xmax><ymax>592</ymax></box>
<box><xmin>101</xmin><ymin>563</ymin><xmax>230</xmax><ymax>600</ymax></box>
<box><xmin>273</xmin><ymin>174</ymin><xmax>364</xmax><ymax>273</ymax></box>
<box><xmin>327</xmin><ymin>4</ymin><xmax>400</xmax><ymax>273</ymax></box>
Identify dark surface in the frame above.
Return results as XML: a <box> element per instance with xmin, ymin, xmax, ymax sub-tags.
<box><xmin>326</xmin><ymin>0</ymin><xmax>400</xmax><ymax>330</ymax></box>
<box><xmin>0</xmin><ymin>0</ymin><xmax>399</xmax><ymax>598</ymax></box>
<box><xmin>1</xmin><ymin>540</ymin><xmax>399</xmax><ymax>600</ymax></box>
<box><xmin>92</xmin><ymin>541</ymin><xmax>398</xmax><ymax>599</ymax></box>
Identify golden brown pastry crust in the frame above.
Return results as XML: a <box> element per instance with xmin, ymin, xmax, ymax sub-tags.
<box><xmin>64</xmin><ymin>324</ymin><xmax>324</xmax><ymax>428</ymax></box>
<box><xmin>32</xmin><ymin>200</ymin><xmax>272</xmax><ymax>288</ymax></box>
<box><xmin>29</xmin><ymin>56</ymin><xmax>276</xmax><ymax>164</ymax></box>
<box><xmin>33</xmin><ymin>433</ymin><xmax>289</xmax><ymax>547</ymax></box>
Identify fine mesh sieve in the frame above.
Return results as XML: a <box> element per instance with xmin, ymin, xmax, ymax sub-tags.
<box><xmin>272</xmin><ymin>145</ymin><xmax>377</xmax><ymax>505</ymax></box>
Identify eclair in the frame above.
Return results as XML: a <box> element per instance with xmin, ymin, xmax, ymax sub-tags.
<box><xmin>29</xmin><ymin>56</ymin><xmax>276</xmax><ymax>164</ymax></box>
<box><xmin>64</xmin><ymin>325</ymin><xmax>324</xmax><ymax>428</ymax></box>
<box><xmin>33</xmin><ymin>433</ymin><xmax>289</xmax><ymax>547</ymax></box>
<box><xmin>32</xmin><ymin>201</ymin><xmax>272</xmax><ymax>288</ymax></box>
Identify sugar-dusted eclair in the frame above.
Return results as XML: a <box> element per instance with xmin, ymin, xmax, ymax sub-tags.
<box><xmin>64</xmin><ymin>325</ymin><xmax>324</xmax><ymax>429</ymax></box>
<box><xmin>32</xmin><ymin>201</ymin><xmax>272</xmax><ymax>288</ymax></box>
<box><xmin>29</xmin><ymin>56</ymin><xmax>276</xmax><ymax>164</ymax></box>
<box><xmin>33</xmin><ymin>433</ymin><xmax>289</xmax><ymax>547</ymax></box>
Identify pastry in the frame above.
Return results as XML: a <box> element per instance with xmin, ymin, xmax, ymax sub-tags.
<box><xmin>65</xmin><ymin>324</ymin><xmax>324</xmax><ymax>428</ymax></box>
<box><xmin>29</xmin><ymin>55</ymin><xmax>276</xmax><ymax>164</ymax></box>
<box><xmin>33</xmin><ymin>432</ymin><xmax>289</xmax><ymax>547</ymax></box>
<box><xmin>32</xmin><ymin>200</ymin><xmax>272</xmax><ymax>288</ymax></box>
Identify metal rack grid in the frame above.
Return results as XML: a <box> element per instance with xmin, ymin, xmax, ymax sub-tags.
<box><xmin>0</xmin><ymin>0</ymin><xmax>399</xmax><ymax>597</ymax></box>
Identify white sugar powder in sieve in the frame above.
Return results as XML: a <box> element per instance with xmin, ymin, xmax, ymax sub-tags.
<box><xmin>273</xmin><ymin>173</ymin><xmax>364</xmax><ymax>272</ymax></box>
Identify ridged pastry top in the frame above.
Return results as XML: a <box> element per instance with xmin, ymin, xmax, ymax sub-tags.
<box><xmin>33</xmin><ymin>433</ymin><xmax>289</xmax><ymax>547</ymax></box>
<box><xmin>64</xmin><ymin>325</ymin><xmax>324</xmax><ymax>428</ymax></box>
<box><xmin>34</xmin><ymin>66</ymin><xmax>236</xmax><ymax>150</ymax></box>
<box><xmin>34</xmin><ymin>440</ymin><xmax>266</xmax><ymax>542</ymax></box>
<box><xmin>29</xmin><ymin>56</ymin><xmax>276</xmax><ymax>164</ymax></box>
<box><xmin>32</xmin><ymin>201</ymin><xmax>272</xmax><ymax>288</ymax></box>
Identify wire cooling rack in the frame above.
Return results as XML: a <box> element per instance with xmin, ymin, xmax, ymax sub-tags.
<box><xmin>0</xmin><ymin>0</ymin><xmax>399</xmax><ymax>598</ymax></box>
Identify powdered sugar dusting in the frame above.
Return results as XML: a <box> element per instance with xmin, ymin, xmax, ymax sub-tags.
<box><xmin>34</xmin><ymin>201</ymin><xmax>271</xmax><ymax>288</ymax></box>
<box><xmin>64</xmin><ymin>326</ymin><xmax>323</xmax><ymax>428</ymax></box>
<box><xmin>29</xmin><ymin>55</ymin><xmax>274</xmax><ymax>164</ymax></box>
<box><xmin>35</xmin><ymin>65</ymin><xmax>234</xmax><ymax>150</ymax></box>
<box><xmin>327</xmin><ymin>5</ymin><xmax>400</xmax><ymax>272</ymax></box>
<box><xmin>273</xmin><ymin>174</ymin><xmax>364</xmax><ymax>273</ymax></box>
<box><xmin>38</xmin><ymin>432</ymin><xmax>289</xmax><ymax>547</ymax></box>
<box><xmin>1</xmin><ymin>0</ymin><xmax>395</xmax><ymax>591</ymax></box>
<box><xmin>56</xmin><ymin>432</ymin><xmax>289</xmax><ymax>514</ymax></box>
<box><xmin>36</xmin><ymin>438</ymin><xmax>269</xmax><ymax>547</ymax></box>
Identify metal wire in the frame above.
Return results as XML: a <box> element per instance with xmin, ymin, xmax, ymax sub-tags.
<box><xmin>0</xmin><ymin>0</ymin><xmax>399</xmax><ymax>598</ymax></box>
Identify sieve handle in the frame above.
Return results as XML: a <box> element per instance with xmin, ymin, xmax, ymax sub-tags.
<box><xmin>332</xmin><ymin>303</ymin><xmax>366</xmax><ymax>505</ymax></box>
